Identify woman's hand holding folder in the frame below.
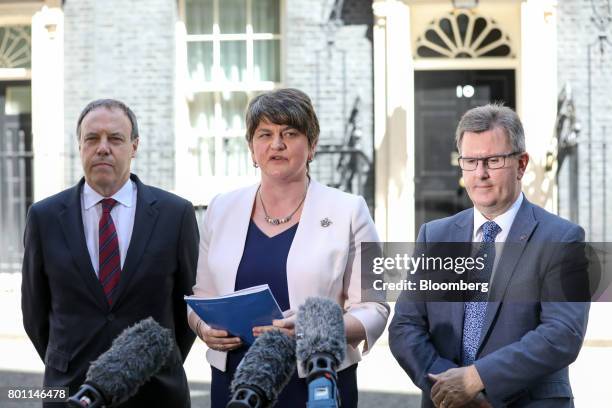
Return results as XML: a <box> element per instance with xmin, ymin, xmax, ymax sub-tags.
<box><xmin>252</xmin><ymin>310</ymin><xmax>296</xmax><ymax>338</ymax></box>
<box><xmin>196</xmin><ymin>319</ymin><xmax>243</xmax><ymax>352</ymax></box>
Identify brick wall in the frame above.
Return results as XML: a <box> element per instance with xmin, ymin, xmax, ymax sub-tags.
<box><xmin>557</xmin><ymin>0</ymin><xmax>612</xmax><ymax>241</ymax></box>
<box><xmin>63</xmin><ymin>0</ymin><xmax>176</xmax><ymax>191</ymax></box>
<box><xmin>285</xmin><ymin>0</ymin><xmax>374</xmax><ymax>159</ymax></box>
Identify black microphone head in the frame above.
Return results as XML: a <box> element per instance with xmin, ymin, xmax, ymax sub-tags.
<box><xmin>229</xmin><ymin>329</ymin><xmax>296</xmax><ymax>406</ymax></box>
<box><xmin>295</xmin><ymin>297</ymin><xmax>346</xmax><ymax>371</ymax></box>
<box><xmin>84</xmin><ymin>317</ymin><xmax>174</xmax><ymax>406</ymax></box>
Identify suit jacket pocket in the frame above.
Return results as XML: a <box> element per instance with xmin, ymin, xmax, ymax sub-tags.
<box><xmin>528</xmin><ymin>381</ymin><xmax>573</xmax><ymax>399</ymax></box>
<box><xmin>44</xmin><ymin>347</ymin><xmax>70</xmax><ymax>373</ymax></box>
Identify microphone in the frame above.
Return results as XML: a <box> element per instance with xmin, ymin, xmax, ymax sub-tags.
<box><xmin>67</xmin><ymin>317</ymin><xmax>174</xmax><ymax>408</ymax></box>
<box><xmin>295</xmin><ymin>297</ymin><xmax>346</xmax><ymax>408</ymax></box>
<box><xmin>227</xmin><ymin>329</ymin><xmax>296</xmax><ymax>408</ymax></box>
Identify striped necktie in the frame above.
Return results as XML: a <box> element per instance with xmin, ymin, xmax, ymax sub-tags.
<box><xmin>99</xmin><ymin>198</ymin><xmax>121</xmax><ymax>305</ymax></box>
<box><xmin>461</xmin><ymin>220</ymin><xmax>501</xmax><ymax>366</ymax></box>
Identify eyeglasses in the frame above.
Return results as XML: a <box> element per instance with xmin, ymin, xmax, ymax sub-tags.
<box><xmin>458</xmin><ymin>151</ymin><xmax>523</xmax><ymax>171</ymax></box>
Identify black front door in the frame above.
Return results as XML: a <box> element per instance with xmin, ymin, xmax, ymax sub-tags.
<box><xmin>414</xmin><ymin>69</ymin><xmax>515</xmax><ymax>235</ymax></box>
<box><xmin>0</xmin><ymin>81</ymin><xmax>32</xmax><ymax>272</ymax></box>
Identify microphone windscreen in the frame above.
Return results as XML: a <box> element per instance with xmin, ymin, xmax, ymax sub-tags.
<box><xmin>295</xmin><ymin>297</ymin><xmax>346</xmax><ymax>369</ymax></box>
<box><xmin>85</xmin><ymin>317</ymin><xmax>174</xmax><ymax>406</ymax></box>
<box><xmin>230</xmin><ymin>329</ymin><xmax>296</xmax><ymax>404</ymax></box>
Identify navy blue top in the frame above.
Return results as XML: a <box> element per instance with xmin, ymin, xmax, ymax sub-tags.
<box><xmin>233</xmin><ymin>220</ymin><xmax>297</xmax><ymax>311</ymax></box>
<box><xmin>210</xmin><ymin>220</ymin><xmax>359</xmax><ymax>408</ymax></box>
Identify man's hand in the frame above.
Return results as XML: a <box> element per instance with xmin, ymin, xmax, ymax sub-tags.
<box><xmin>428</xmin><ymin>365</ymin><xmax>485</xmax><ymax>408</ymax></box>
<box><xmin>465</xmin><ymin>392</ymin><xmax>493</xmax><ymax>408</ymax></box>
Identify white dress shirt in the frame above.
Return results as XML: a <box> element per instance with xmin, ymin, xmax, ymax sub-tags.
<box><xmin>81</xmin><ymin>179</ymin><xmax>137</xmax><ymax>276</ymax></box>
<box><xmin>472</xmin><ymin>192</ymin><xmax>523</xmax><ymax>279</ymax></box>
<box><xmin>472</xmin><ymin>192</ymin><xmax>524</xmax><ymax>243</ymax></box>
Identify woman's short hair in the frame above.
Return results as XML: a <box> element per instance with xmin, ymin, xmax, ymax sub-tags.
<box><xmin>245</xmin><ymin>88</ymin><xmax>320</xmax><ymax>148</ymax></box>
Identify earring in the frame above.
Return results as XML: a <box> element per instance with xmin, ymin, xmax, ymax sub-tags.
<box><xmin>253</xmin><ymin>162</ymin><xmax>259</xmax><ymax>168</ymax></box>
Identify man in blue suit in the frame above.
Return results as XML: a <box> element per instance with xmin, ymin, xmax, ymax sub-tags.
<box><xmin>389</xmin><ymin>104</ymin><xmax>589</xmax><ymax>407</ymax></box>
<box><xmin>21</xmin><ymin>99</ymin><xmax>199</xmax><ymax>407</ymax></box>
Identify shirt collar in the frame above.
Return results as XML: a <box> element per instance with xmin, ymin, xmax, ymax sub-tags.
<box><xmin>473</xmin><ymin>192</ymin><xmax>524</xmax><ymax>240</ymax></box>
<box><xmin>83</xmin><ymin>178</ymin><xmax>134</xmax><ymax>210</ymax></box>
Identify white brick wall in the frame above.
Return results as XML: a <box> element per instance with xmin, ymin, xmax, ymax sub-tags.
<box><xmin>285</xmin><ymin>0</ymin><xmax>374</xmax><ymax>158</ymax></box>
<box><xmin>557</xmin><ymin>0</ymin><xmax>612</xmax><ymax>241</ymax></box>
<box><xmin>63</xmin><ymin>0</ymin><xmax>176</xmax><ymax>191</ymax></box>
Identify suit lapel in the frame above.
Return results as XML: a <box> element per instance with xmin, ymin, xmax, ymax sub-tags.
<box><xmin>221</xmin><ymin>184</ymin><xmax>259</xmax><ymax>295</ymax></box>
<box><xmin>477</xmin><ymin>199</ymin><xmax>538</xmax><ymax>351</ymax></box>
<box><xmin>112</xmin><ymin>175</ymin><xmax>159</xmax><ymax>309</ymax></box>
<box><xmin>59</xmin><ymin>179</ymin><xmax>109</xmax><ymax>311</ymax></box>
<box><xmin>285</xmin><ymin>179</ymin><xmax>318</xmax><ymax>309</ymax></box>
<box><xmin>449</xmin><ymin>210</ymin><xmax>473</xmax><ymax>358</ymax></box>
<box><xmin>451</xmin><ymin>210</ymin><xmax>473</xmax><ymax>242</ymax></box>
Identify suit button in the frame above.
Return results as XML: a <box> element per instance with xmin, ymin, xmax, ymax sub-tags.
<box><xmin>107</xmin><ymin>313</ymin><xmax>115</xmax><ymax>321</ymax></box>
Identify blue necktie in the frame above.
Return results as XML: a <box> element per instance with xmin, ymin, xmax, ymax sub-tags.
<box><xmin>462</xmin><ymin>220</ymin><xmax>501</xmax><ymax>366</ymax></box>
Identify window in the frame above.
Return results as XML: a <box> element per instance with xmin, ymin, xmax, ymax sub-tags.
<box><xmin>183</xmin><ymin>0</ymin><xmax>281</xmax><ymax>177</ymax></box>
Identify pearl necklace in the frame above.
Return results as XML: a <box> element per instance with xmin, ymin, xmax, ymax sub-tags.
<box><xmin>258</xmin><ymin>181</ymin><xmax>309</xmax><ymax>225</ymax></box>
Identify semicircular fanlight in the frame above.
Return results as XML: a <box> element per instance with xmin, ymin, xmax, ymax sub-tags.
<box><xmin>0</xmin><ymin>26</ymin><xmax>32</xmax><ymax>69</ymax></box>
<box><xmin>416</xmin><ymin>11</ymin><xmax>512</xmax><ymax>58</ymax></box>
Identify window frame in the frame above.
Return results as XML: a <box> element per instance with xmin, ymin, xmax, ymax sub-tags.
<box><xmin>176</xmin><ymin>0</ymin><xmax>284</xmax><ymax>204</ymax></box>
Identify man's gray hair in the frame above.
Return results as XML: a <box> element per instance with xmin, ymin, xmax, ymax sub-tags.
<box><xmin>455</xmin><ymin>103</ymin><xmax>525</xmax><ymax>154</ymax></box>
<box><xmin>76</xmin><ymin>99</ymin><xmax>139</xmax><ymax>141</ymax></box>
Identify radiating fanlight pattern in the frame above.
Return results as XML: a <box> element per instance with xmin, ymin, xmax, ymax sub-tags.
<box><xmin>0</xmin><ymin>26</ymin><xmax>31</xmax><ymax>69</ymax></box>
<box><xmin>416</xmin><ymin>12</ymin><xmax>512</xmax><ymax>58</ymax></box>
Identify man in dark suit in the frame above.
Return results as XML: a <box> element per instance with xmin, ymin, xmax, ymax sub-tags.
<box><xmin>21</xmin><ymin>99</ymin><xmax>199</xmax><ymax>407</ymax></box>
<box><xmin>389</xmin><ymin>104</ymin><xmax>589</xmax><ymax>407</ymax></box>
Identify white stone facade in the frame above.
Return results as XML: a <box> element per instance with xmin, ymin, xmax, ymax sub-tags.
<box><xmin>63</xmin><ymin>0</ymin><xmax>177</xmax><ymax>190</ymax></box>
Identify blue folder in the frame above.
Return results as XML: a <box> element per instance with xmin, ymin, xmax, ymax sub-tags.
<box><xmin>185</xmin><ymin>284</ymin><xmax>284</xmax><ymax>345</ymax></box>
